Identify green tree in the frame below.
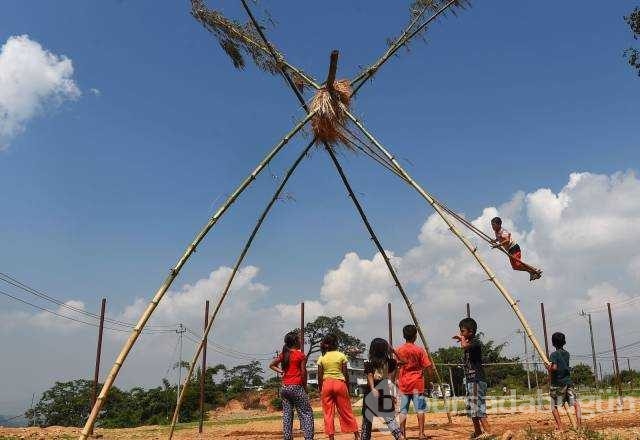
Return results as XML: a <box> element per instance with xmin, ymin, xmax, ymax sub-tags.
<box><xmin>624</xmin><ymin>7</ymin><xmax>640</xmax><ymax>75</ymax></box>
<box><xmin>300</xmin><ymin>315</ymin><xmax>365</xmax><ymax>360</ymax></box>
<box><xmin>571</xmin><ymin>363</ymin><xmax>595</xmax><ymax>386</ymax></box>
<box><xmin>222</xmin><ymin>360</ymin><xmax>264</xmax><ymax>396</ymax></box>
<box><xmin>26</xmin><ymin>380</ymin><xmax>93</xmax><ymax>427</ymax></box>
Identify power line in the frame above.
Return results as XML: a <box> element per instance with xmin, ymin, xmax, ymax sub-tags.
<box><xmin>0</xmin><ymin>289</ymin><xmax>173</xmax><ymax>334</ymax></box>
<box><xmin>0</xmin><ymin>272</ymin><xmax>175</xmax><ymax>330</ymax></box>
<box><xmin>184</xmin><ymin>327</ymin><xmax>275</xmax><ymax>357</ymax></box>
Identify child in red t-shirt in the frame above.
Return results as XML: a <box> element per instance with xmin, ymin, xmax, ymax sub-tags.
<box><xmin>269</xmin><ymin>331</ymin><xmax>314</xmax><ymax>440</ymax></box>
<box><xmin>395</xmin><ymin>325</ymin><xmax>433</xmax><ymax>440</ymax></box>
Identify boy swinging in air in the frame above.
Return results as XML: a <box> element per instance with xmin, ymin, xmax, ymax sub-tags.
<box><xmin>490</xmin><ymin>217</ymin><xmax>542</xmax><ymax>281</ymax></box>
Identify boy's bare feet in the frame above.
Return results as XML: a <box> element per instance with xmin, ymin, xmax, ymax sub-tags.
<box><xmin>530</xmin><ymin>270</ymin><xmax>542</xmax><ymax>281</ymax></box>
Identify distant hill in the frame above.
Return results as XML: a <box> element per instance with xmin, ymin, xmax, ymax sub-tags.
<box><xmin>0</xmin><ymin>414</ymin><xmax>27</xmax><ymax>427</ymax></box>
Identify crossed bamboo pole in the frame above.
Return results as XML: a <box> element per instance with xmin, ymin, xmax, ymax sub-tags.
<box><xmin>325</xmin><ymin>146</ymin><xmax>453</xmax><ymax>423</ymax></box>
<box><xmin>78</xmin><ymin>112</ymin><xmax>315</xmax><ymax>440</ymax></box>
<box><xmin>167</xmin><ymin>138</ymin><xmax>315</xmax><ymax>439</ymax></box>
<box><xmin>343</xmin><ymin>108</ymin><xmax>551</xmax><ymax>367</ymax></box>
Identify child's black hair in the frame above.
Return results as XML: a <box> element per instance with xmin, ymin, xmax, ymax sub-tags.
<box><xmin>459</xmin><ymin>317</ymin><xmax>478</xmax><ymax>335</ymax></box>
<box><xmin>321</xmin><ymin>333</ymin><xmax>338</xmax><ymax>352</ymax></box>
<box><xmin>403</xmin><ymin>325</ymin><xmax>418</xmax><ymax>342</ymax></box>
<box><xmin>281</xmin><ymin>331</ymin><xmax>300</xmax><ymax>371</ymax></box>
<box><xmin>368</xmin><ymin>337</ymin><xmax>391</xmax><ymax>371</ymax></box>
<box><xmin>551</xmin><ymin>332</ymin><xmax>566</xmax><ymax>349</ymax></box>
<box><xmin>491</xmin><ymin>216</ymin><xmax>502</xmax><ymax>225</ymax></box>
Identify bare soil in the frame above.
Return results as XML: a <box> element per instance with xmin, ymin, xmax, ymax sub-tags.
<box><xmin>2</xmin><ymin>396</ymin><xmax>639</xmax><ymax>439</ymax></box>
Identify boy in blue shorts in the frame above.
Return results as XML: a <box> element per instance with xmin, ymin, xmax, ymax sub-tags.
<box><xmin>453</xmin><ymin>318</ymin><xmax>492</xmax><ymax>439</ymax></box>
<box><xmin>547</xmin><ymin>332</ymin><xmax>582</xmax><ymax>430</ymax></box>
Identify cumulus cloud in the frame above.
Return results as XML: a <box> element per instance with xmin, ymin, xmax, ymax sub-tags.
<box><xmin>0</xmin><ymin>35</ymin><xmax>81</xmax><ymax>149</ymax></box>
<box><xmin>3</xmin><ymin>170</ymin><xmax>640</xmax><ymax>395</ymax></box>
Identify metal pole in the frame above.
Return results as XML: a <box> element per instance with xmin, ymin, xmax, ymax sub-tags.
<box><xmin>388</xmin><ymin>302</ymin><xmax>393</xmax><ymax>346</ymax></box>
<box><xmin>579</xmin><ymin>310</ymin><xmax>598</xmax><ymax>386</ymax></box>
<box><xmin>540</xmin><ymin>303</ymin><xmax>549</xmax><ymax>357</ymax></box>
<box><xmin>607</xmin><ymin>303</ymin><xmax>623</xmax><ymax>405</ymax></box>
<box><xmin>91</xmin><ymin>298</ymin><xmax>106</xmax><ymax>410</ymax></box>
<box><xmin>587</xmin><ymin>313</ymin><xmax>597</xmax><ymax>386</ymax></box>
<box><xmin>199</xmin><ymin>301</ymin><xmax>209</xmax><ymax>434</ymax></box>
<box><xmin>466</xmin><ymin>303</ymin><xmax>470</xmax><ymax>319</ymax></box>
<box><xmin>90</xmin><ymin>297</ymin><xmax>107</xmax><ymax>434</ymax></box>
<box><xmin>300</xmin><ymin>302</ymin><xmax>305</xmax><ymax>353</ymax></box>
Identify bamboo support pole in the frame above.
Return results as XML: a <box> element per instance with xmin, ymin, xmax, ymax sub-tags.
<box><xmin>238</xmin><ymin>0</ymin><xmax>320</xmax><ymax>91</ymax></box>
<box><xmin>78</xmin><ymin>113</ymin><xmax>314</xmax><ymax>440</ymax></box>
<box><xmin>167</xmin><ymin>138</ymin><xmax>315</xmax><ymax>439</ymax></box>
<box><xmin>344</xmin><ymin>109</ymin><xmax>550</xmax><ymax>367</ymax></box>
<box><xmin>325</xmin><ymin>145</ymin><xmax>452</xmax><ymax>424</ymax></box>
<box><xmin>350</xmin><ymin>0</ymin><xmax>458</xmax><ymax>97</ymax></box>
<box><xmin>198</xmin><ymin>300</ymin><xmax>209</xmax><ymax>434</ymax></box>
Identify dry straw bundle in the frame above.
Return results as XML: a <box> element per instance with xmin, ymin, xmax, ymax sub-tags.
<box><xmin>310</xmin><ymin>79</ymin><xmax>352</xmax><ymax>147</ymax></box>
<box><xmin>190</xmin><ymin>0</ymin><xmax>308</xmax><ymax>89</ymax></box>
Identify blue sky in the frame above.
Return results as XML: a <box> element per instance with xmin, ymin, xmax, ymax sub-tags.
<box><xmin>0</xmin><ymin>0</ymin><xmax>638</xmax><ymax>415</ymax></box>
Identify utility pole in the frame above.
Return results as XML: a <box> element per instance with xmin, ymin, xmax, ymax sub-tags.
<box><xmin>176</xmin><ymin>323</ymin><xmax>186</xmax><ymax>406</ymax></box>
<box><xmin>89</xmin><ymin>298</ymin><xmax>106</xmax><ymax>437</ymax></box>
<box><xmin>540</xmin><ymin>303</ymin><xmax>549</xmax><ymax>357</ymax></box>
<box><xmin>579</xmin><ymin>310</ymin><xmax>598</xmax><ymax>386</ymax></box>
<box><xmin>388</xmin><ymin>302</ymin><xmax>393</xmax><ymax>346</ymax></box>
<box><xmin>599</xmin><ymin>362</ymin><xmax>603</xmax><ymax>383</ymax></box>
<box><xmin>466</xmin><ymin>303</ymin><xmax>470</xmax><ymax>319</ymax></box>
<box><xmin>199</xmin><ymin>301</ymin><xmax>209</xmax><ymax>434</ymax></box>
<box><xmin>607</xmin><ymin>303</ymin><xmax>623</xmax><ymax>405</ymax></box>
<box><xmin>516</xmin><ymin>329</ymin><xmax>531</xmax><ymax>391</ymax></box>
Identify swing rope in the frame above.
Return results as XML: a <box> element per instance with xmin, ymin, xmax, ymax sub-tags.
<box><xmin>336</xmin><ymin>118</ymin><xmax>542</xmax><ymax>273</ymax></box>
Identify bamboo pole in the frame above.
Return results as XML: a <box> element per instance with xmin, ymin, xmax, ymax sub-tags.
<box><xmin>78</xmin><ymin>113</ymin><xmax>314</xmax><ymax>440</ymax></box>
<box><xmin>167</xmin><ymin>138</ymin><xmax>316</xmax><ymax>439</ymax></box>
<box><xmin>344</xmin><ymin>109</ymin><xmax>550</xmax><ymax>367</ymax></box>
<box><xmin>350</xmin><ymin>0</ymin><xmax>459</xmax><ymax>97</ymax></box>
<box><xmin>238</xmin><ymin>0</ymin><xmax>320</xmax><ymax>91</ymax></box>
<box><xmin>325</xmin><ymin>145</ymin><xmax>452</xmax><ymax>423</ymax></box>
<box><xmin>198</xmin><ymin>300</ymin><xmax>209</xmax><ymax>434</ymax></box>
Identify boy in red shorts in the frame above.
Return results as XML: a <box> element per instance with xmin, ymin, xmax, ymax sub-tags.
<box><xmin>490</xmin><ymin>216</ymin><xmax>542</xmax><ymax>281</ymax></box>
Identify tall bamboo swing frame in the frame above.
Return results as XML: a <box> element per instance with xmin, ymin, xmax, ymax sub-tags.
<box><xmin>79</xmin><ymin>1</ymin><xmax>550</xmax><ymax>438</ymax></box>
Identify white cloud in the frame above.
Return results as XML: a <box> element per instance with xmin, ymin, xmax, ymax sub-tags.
<box><xmin>0</xmin><ymin>35</ymin><xmax>81</xmax><ymax>149</ymax></box>
<box><xmin>3</xmin><ymin>170</ymin><xmax>640</xmax><ymax>400</ymax></box>
<box><xmin>89</xmin><ymin>88</ymin><xmax>101</xmax><ymax>96</ymax></box>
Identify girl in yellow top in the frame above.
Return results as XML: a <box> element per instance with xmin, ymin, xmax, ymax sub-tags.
<box><xmin>317</xmin><ymin>334</ymin><xmax>360</xmax><ymax>440</ymax></box>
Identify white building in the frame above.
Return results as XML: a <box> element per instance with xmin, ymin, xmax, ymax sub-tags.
<box><xmin>307</xmin><ymin>355</ymin><xmax>368</xmax><ymax>396</ymax></box>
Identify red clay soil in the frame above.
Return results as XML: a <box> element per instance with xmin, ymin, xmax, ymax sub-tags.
<box><xmin>2</xmin><ymin>397</ymin><xmax>639</xmax><ymax>439</ymax></box>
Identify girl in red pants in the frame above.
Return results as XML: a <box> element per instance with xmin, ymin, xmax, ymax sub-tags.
<box><xmin>317</xmin><ymin>334</ymin><xmax>360</xmax><ymax>440</ymax></box>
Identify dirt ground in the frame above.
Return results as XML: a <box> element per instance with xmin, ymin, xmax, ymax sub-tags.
<box><xmin>2</xmin><ymin>396</ymin><xmax>640</xmax><ymax>440</ymax></box>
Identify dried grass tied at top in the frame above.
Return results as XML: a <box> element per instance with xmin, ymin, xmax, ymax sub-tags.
<box><xmin>310</xmin><ymin>79</ymin><xmax>352</xmax><ymax>148</ymax></box>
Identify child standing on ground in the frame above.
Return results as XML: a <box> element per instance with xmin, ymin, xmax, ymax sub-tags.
<box><xmin>546</xmin><ymin>332</ymin><xmax>582</xmax><ymax>430</ymax></box>
<box><xmin>317</xmin><ymin>334</ymin><xmax>360</xmax><ymax>440</ymax></box>
<box><xmin>453</xmin><ymin>318</ymin><xmax>492</xmax><ymax>439</ymax></box>
<box><xmin>361</xmin><ymin>338</ymin><xmax>405</xmax><ymax>440</ymax></box>
<box><xmin>490</xmin><ymin>216</ymin><xmax>542</xmax><ymax>281</ymax></box>
<box><xmin>395</xmin><ymin>324</ymin><xmax>432</xmax><ymax>440</ymax></box>
<box><xmin>269</xmin><ymin>331</ymin><xmax>314</xmax><ymax>440</ymax></box>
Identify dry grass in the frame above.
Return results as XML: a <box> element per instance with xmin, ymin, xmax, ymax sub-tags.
<box><xmin>310</xmin><ymin>79</ymin><xmax>352</xmax><ymax>147</ymax></box>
